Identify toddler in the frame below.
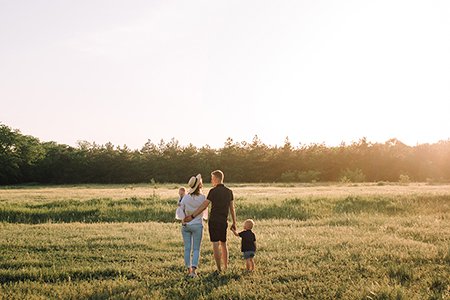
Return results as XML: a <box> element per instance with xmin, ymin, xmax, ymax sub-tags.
<box><xmin>232</xmin><ymin>219</ymin><xmax>256</xmax><ymax>271</ymax></box>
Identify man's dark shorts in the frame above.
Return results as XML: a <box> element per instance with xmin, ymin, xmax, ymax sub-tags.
<box><xmin>208</xmin><ymin>221</ymin><xmax>227</xmax><ymax>242</ymax></box>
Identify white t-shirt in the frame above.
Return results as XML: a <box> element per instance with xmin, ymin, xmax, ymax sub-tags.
<box><xmin>178</xmin><ymin>193</ymin><xmax>208</xmax><ymax>225</ymax></box>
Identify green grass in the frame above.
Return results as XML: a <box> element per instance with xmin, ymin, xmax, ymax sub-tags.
<box><xmin>0</xmin><ymin>193</ymin><xmax>447</xmax><ymax>224</ymax></box>
<box><xmin>0</xmin><ymin>184</ymin><xmax>449</xmax><ymax>299</ymax></box>
<box><xmin>0</xmin><ymin>197</ymin><xmax>175</xmax><ymax>223</ymax></box>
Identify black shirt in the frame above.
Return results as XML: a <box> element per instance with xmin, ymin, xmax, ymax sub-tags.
<box><xmin>207</xmin><ymin>184</ymin><xmax>234</xmax><ymax>224</ymax></box>
<box><xmin>238</xmin><ymin>230</ymin><xmax>256</xmax><ymax>252</ymax></box>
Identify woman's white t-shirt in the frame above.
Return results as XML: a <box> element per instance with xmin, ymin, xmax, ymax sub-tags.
<box><xmin>178</xmin><ymin>193</ymin><xmax>208</xmax><ymax>225</ymax></box>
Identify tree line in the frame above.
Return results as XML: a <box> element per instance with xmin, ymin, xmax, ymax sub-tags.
<box><xmin>1</xmin><ymin>123</ymin><xmax>449</xmax><ymax>185</ymax></box>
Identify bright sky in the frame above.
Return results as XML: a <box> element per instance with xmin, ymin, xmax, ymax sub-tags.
<box><xmin>1</xmin><ymin>0</ymin><xmax>449</xmax><ymax>150</ymax></box>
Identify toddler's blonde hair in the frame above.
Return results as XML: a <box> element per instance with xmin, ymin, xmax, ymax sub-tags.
<box><xmin>244</xmin><ymin>219</ymin><xmax>255</xmax><ymax>229</ymax></box>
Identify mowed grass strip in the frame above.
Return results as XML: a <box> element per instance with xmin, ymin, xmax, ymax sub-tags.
<box><xmin>1</xmin><ymin>183</ymin><xmax>449</xmax><ymax>208</ymax></box>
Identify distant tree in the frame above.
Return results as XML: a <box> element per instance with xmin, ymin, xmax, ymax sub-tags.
<box><xmin>1</xmin><ymin>123</ymin><xmax>449</xmax><ymax>185</ymax></box>
<box><xmin>0</xmin><ymin>124</ymin><xmax>44</xmax><ymax>184</ymax></box>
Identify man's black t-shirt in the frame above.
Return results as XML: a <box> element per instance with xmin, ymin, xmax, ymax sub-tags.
<box><xmin>207</xmin><ymin>184</ymin><xmax>234</xmax><ymax>224</ymax></box>
<box><xmin>238</xmin><ymin>230</ymin><xmax>256</xmax><ymax>252</ymax></box>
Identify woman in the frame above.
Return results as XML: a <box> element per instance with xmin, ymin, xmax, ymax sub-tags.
<box><xmin>176</xmin><ymin>174</ymin><xmax>208</xmax><ymax>277</ymax></box>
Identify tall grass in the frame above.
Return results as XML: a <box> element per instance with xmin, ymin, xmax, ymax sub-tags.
<box><xmin>0</xmin><ymin>184</ymin><xmax>449</xmax><ymax>299</ymax></box>
<box><xmin>0</xmin><ymin>196</ymin><xmax>174</xmax><ymax>223</ymax></box>
<box><xmin>1</xmin><ymin>217</ymin><xmax>449</xmax><ymax>299</ymax></box>
<box><xmin>1</xmin><ymin>193</ymin><xmax>447</xmax><ymax>224</ymax></box>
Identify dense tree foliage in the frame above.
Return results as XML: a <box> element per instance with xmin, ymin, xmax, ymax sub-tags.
<box><xmin>1</xmin><ymin>124</ymin><xmax>449</xmax><ymax>184</ymax></box>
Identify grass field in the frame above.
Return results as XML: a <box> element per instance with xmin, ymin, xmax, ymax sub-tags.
<box><xmin>0</xmin><ymin>183</ymin><xmax>449</xmax><ymax>299</ymax></box>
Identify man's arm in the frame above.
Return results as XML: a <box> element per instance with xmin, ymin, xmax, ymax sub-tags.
<box><xmin>229</xmin><ymin>200</ymin><xmax>237</xmax><ymax>231</ymax></box>
<box><xmin>183</xmin><ymin>199</ymin><xmax>210</xmax><ymax>222</ymax></box>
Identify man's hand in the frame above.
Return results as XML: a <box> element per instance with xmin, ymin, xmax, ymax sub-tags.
<box><xmin>230</xmin><ymin>223</ymin><xmax>236</xmax><ymax>231</ymax></box>
<box><xmin>183</xmin><ymin>215</ymin><xmax>193</xmax><ymax>223</ymax></box>
<box><xmin>231</xmin><ymin>226</ymin><xmax>239</xmax><ymax>237</ymax></box>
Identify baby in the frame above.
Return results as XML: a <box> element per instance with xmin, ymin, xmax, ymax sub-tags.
<box><xmin>178</xmin><ymin>187</ymin><xmax>186</xmax><ymax>205</ymax></box>
<box><xmin>175</xmin><ymin>187</ymin><xmax>187</xmax><ymax>220</ymax></box>
<box><xmin>232</xmin><ymin>219</ymin><xmax>256</xmax><ymax>271</ymax></box>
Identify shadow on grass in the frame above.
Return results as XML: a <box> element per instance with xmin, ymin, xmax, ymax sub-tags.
<box><xmin>0</xmin><ymin>267</ymin><xmax>137</xmax><ymax>284</ymax></box>
<box><xmin>160</xmin><ymin>270</ymin><xmax>242</xmax><ymax>300</ymax></box>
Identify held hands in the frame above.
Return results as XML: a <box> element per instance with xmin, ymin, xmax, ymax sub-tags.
<box><xmin>231</xmin><ymin>224</ymin><xmax>239</xmax><ymax>237</ymax></box>
<box><xmin>183</xmin><ymin>215</ymin><xmax>193</xmax><ymax>223</ymax></box>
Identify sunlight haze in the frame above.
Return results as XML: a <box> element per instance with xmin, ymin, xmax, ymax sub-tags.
<box><xmin>1</xmin><ymin>0</ymin><xmax>449</xmax><ymax>149</ymax></box>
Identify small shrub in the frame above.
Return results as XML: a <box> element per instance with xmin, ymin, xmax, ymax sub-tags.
<box><xmin>339</xmin><ymin>168</ymin><xmax>366</xmax><ymax>183</ymax></box>
<box><xmin>340</xmin><ymin>176</ymin><xmax>351</xmax><ymax>183</ymax></box>
<box><xmin>280</xmin><ymin>171</ymin><xmax>297</xmax><ymax>182</ymax></box>
<box><xmin>297</xmin><ymin>170</ymin><xmax>321</xmax><ymax>183</ymax></box>
<box><xmin>398</xmin><ymin>174</ymin><xmax>410</xmax><ymax>185</ymax></box>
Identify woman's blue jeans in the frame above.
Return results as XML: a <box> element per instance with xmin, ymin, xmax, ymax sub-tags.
<box><xmin>181</xmin><ymin>223</ymin><xmax>203</xmax><ymax>268</ymax></box>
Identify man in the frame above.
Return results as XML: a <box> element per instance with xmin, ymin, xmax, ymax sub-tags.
<box><xmin>183</xmin><ymin>170</ymin><xmax>236</xmax><ymax>272</ymax></box>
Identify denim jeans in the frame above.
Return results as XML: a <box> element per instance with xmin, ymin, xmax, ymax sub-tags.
<box><xmin>181</xmin><ymin>223</ymin><xmax>203</xmax><ymax>268</ymax></box>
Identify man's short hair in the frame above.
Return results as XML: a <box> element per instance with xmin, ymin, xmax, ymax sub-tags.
<box><xmin>211</xmin><ymin>170</ymin><xmax>224</xmax><ymax>183</ymax></box>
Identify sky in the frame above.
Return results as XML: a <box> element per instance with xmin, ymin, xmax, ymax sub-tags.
<box><xmin>1</xmin><ymin>0</ymin><xmax>449</xmax><ymax>150</ymax></box>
